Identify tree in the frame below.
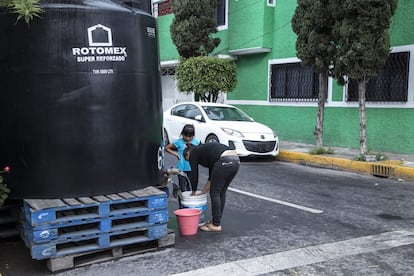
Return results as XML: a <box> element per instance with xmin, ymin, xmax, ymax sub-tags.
<box><xmin>0</xmin><ymin>0</ymin><xmax>42</xmax><ymax>23</ymax></box>
<box><xmin>170</xmin><ymin>0</ymin><xmax>220</xmax><ymax>58</ymax></box>
<box><xmin>331</xmin><ymin>0</ymin><xmax>398</xmax><ymax>154</ymax></box>
<box><xmin>292</xmin><ymin>0</ymin><xmax>336</xmax><ymax>148</ymax></box>
<box><xmin>170</xmin><ymin>0</ymin><xmax>235</xmax><ymax>102</ymax></box>
<box><xmin>176</xmin><ymin>56</ymin><xmax>237</xmax><ymax>102</ymax></box>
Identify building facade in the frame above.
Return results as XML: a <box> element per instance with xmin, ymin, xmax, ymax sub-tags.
<box><xmin>153</xmin><ymin>0</ymin><xmax>414</xmax><ymax>154</ymax></box>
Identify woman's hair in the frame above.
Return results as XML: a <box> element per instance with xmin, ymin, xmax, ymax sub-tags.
<box><xmin>183</xmin><ymin>143</ymin><xmax>196</xmax><ymax>157</ymax></box>
<box><xmin>181</xmin><ymin>124</ymin><xmax>195</xmax><ymax>137</ymax></box>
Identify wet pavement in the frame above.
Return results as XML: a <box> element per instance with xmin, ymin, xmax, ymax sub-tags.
<box><xmin>1</xmin><ymin>142</ymin><xmax>414</xmax><ymax>275</ymax></box>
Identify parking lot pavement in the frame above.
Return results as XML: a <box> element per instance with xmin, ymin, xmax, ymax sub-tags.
<box><xmin>278</xmin><ymin>141</ymin><xmax>414</xmax><ymax>180</ymax></box>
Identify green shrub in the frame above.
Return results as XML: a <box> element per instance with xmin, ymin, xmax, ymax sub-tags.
<box><xmin>0</xmin><ymin>166</ymin><xmax>11</xmax><ymax>206</ymax></box>
<box><xmin>309</xmin><ymin>147</ymin><xmax>335</xmax><ymax>155</ymax></box>
<box><xmin>355</xmin><ymin>152</ymin><xmax>388</xmax><ymax>162</ymax></box>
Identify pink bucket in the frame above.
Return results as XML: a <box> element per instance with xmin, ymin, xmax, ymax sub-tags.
<box><xmin>174</xmin><ymin>208</ymin><xmax>201</xmax><ymax>236</ymax></box>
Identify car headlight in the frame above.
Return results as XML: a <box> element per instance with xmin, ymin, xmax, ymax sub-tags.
<box><xmin>273</xmin><ymin>130</ymin><xmax>278</xmax><ymax>138</ymax></box>
<box><xmin>221</xmin><ymin>127</ymin><xmax>244</xmax><ymax>137</ymax></box>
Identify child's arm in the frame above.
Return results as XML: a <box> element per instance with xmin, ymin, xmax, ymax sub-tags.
<box><xmin>165</xmin><ymin>143</ymin><xmax>180</xmax><ymax>159</ymax></box>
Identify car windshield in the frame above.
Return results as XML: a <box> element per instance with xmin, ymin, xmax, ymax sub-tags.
<box><xmin>202</xmin><ymin>106</ymin><xmax>253</xmax><ymax>121</ymax></box>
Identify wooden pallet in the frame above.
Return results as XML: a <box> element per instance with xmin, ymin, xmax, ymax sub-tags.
<box><xmin>46</xmin><ymin>229</ymin><xmax>175</xmax><ymax>272</ymax></box>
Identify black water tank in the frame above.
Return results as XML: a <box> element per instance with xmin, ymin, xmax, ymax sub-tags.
<box><xmin>0</xmin><ymin>0</ymin><xmax>164</xmax><ymax>198</ymax></box>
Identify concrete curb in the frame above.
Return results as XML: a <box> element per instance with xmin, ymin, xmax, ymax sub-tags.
<box><xmin>277</xmin><ymin>150</ymin><xmax>414</xmax><ymax>181</ymax></box>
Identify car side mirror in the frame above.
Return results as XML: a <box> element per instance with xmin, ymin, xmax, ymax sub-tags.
<box><xmin>195</xmin><ymin>115</ymin><xmax>204</xmax><ymax>122</ymax></box>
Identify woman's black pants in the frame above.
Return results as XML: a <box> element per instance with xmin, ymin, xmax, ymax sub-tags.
<box><xmin>210</xmin><ymin>155</ymin><xmax>240</xmax><ymax>226</ymax></box>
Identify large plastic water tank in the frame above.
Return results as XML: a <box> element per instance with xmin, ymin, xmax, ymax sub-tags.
<box><xmin>0</xmin><ymin>0</ymin><xmax>164</xmax><ymax>198</ymax></box>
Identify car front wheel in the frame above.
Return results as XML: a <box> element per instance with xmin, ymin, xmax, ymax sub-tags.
<box><xmin>205</xmin><ymin>134</ymin><xmax>219</xmax><ymax>143</ymax></box>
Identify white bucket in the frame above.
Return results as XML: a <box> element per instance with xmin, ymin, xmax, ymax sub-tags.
<box><xmin>181</xmin><ymin>191</ymin><xmax>207</xmax><ymax>226</ymax></box>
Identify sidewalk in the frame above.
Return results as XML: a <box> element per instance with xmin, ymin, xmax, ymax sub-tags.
<box><xmin>277</xmin><ymin>141</ymin><xmax>414</xmax><ymax>180</ymax></box>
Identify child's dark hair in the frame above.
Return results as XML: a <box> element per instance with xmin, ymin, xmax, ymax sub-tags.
<box><xmin>181</xmin><ymin>124</ymin><xmax>195</xmax><ymax>137</ymax></box>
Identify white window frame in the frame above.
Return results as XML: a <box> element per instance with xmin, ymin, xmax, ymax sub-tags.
<box><xmin>217</xmin><ymin>0</ymin><xmax>229</xmax><ymax>31</ymax></box>
<box><xmin>151</xmin><ymin>0</ymin><xmax>168</xmax><ymax>17</ymax></box>
<box><xmin>341</xmin><ymin>44</ymin><xmax>414</xmax><ymax>108</ymax></box>
<box><xmin>152</xmin><ymin>0</ymin><xmax>228</xmax><ymax>30</ymax></box>
<box><xmin>265</xmin><ymin>57</ymin><xmax>333</xmax><ymax>107</ymax></box>
<box><xmin>228</xmin><ymin>45</ymin><xmax>414</xmax><ymax>108</ymax></box>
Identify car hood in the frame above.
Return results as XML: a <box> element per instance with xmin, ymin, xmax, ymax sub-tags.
<box><xmin>211</xmin><ymin>120</ymin><xmax>274</xmax><ymax>134</ymax></box>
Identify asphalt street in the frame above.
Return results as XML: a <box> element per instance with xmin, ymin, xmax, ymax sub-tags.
<box><xmin>1</xmin><ymin>156</ymin><xmax>414</xmax><ymax>275</ymax></box>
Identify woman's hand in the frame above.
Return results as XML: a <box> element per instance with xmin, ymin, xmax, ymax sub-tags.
<box><xmin>200</xmin><ymin>181</ymin><xmax>211</xmax><ymax>195</ymax></box>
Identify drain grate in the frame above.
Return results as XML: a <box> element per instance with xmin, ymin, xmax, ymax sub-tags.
<box><xmin>371</xmin><ymin>164</ymin><xmax>394</xmax><ymax>178</ymax></box>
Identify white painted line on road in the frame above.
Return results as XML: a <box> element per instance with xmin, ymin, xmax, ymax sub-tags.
<box><xmin>171</xmin><ymin>229</ymin><xmax>414</xmax><ymax>276</ymax></box>
<box><xmin>228</xmin><ymin>187</ymin><xmax>324</xmax><ymax>214</ymax></box>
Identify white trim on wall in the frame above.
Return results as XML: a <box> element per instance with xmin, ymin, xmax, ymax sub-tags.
<box><xmin>265</xmin><ymin>57</ymin><xmax>334</xmax><ymax>107</ymax></box>
<box><xmin>160</xmin><ymin>60</ymin><xmax>178</xmax><ymax>67</ymax></box>
<box><xmin>338</xmin><ymin>44</ymin><xmax>414</xmax><ymax>108</ymax></box>
<box><xmin>151</xmin><ymin>0</ymin><xmax>168</xmax><ymax>17</ymax></box>
<box><xmin>225</xmin><ymin>99</ymin><xmax>414</xmax><ymax>108</ymax></box>
<box><xmin>217</xmin><ymin>0</ymin><xmax>229</xmax><ymax>31</ymax></box>
<box><xmin>234</xmin><ymin>45</ymin><xmax>414</xmax><ymax>109</ymax></box>
<box><xmin>267</xmin><ymin>0</ymin><xmax>276</xmax><ymax>7</ymax></box>
<box><xmin>392</xmin><ymin>44</ymin><xmax>414</xmax><ymax>106</ymax></box>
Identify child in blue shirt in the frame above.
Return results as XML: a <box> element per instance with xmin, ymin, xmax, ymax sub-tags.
<box><xmin>165</xmin><ymin>124</ymin><xmax>200</xmax><ymax>192</ymax></box>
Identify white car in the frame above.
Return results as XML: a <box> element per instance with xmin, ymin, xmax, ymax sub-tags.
<box><xmin>163</xmin><ymin>102</ymin><xmax>279</xmax><ymax>157</ymax></box>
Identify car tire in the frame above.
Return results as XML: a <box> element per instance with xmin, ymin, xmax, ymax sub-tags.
<box><xmin>163</xmin><ymin>129</ymin><xmax>170</xmax><ymax>145</ymax></box>
<box><xmin>205</xmin><ymin>134</ymin><xmax>219</xmax><ymax>143</ymax></box>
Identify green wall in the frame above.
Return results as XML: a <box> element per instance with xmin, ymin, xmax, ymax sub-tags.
<box><xmin>228</xmin><ymin>0</ymin><xmax>298</xmax><ymax>102</ymax></box>
<box><xmin>157</xmin><ymin>14</ymin><xmax>178</xmax><ymax>61</ymax></box>
<box><xmin>390</xmin><ymin>0</ymin><xmax>414</xmax><ymax>46</ymax></box>
<box><xmin>237</xmin><ymin>105</ymin><xmax>414</xmax><ymax>154</ymax></box>
<box><xmin>228</xmin><ymin>0</ymin><xmax>273</xmax><ymax>50</ymax></box>
<box><xmin>270</xmin><ymin>0</ymin><xmax>297</xmax><ymax>58</ymax></box>
<box><xmin>232</xmin><ymin>0</ymin><xmax>414</xmax><ymax>154</ymax></box>
<box><xmin>212</xmin><ymin>29</ymin><xmax>229</xmax><ymax>56</ymax></box>
<box><xmin>228</xmin><ymin>55</ymin><xmax>270</xmax><ymax>101</ymax></box>
<box><xmin>156</xmin><ymin>0</ymin><xmax>414</xmax><ymax>154</ymax></box>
